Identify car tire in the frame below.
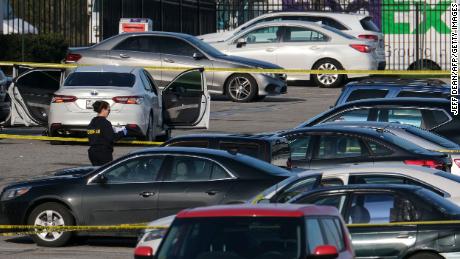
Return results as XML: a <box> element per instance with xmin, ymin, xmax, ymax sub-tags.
<box><xmin>312</xmin><ymin>59</ymin><xmax>345</xmax><ymax>88</ymax></box>
<box><xmin>27</xmin><ymin>202</ymin><xmax>75</xmax><ymax>247</ymax></box>
<box><xmin>254</xmin><ymin>95</ymin><xmax>266</xmax><ymax>101</ymax></box>
<box><xmin>144</xmin><ymin>114</ymin><xmax>155</xmax><ymax>142</ymax></box>
<box><xmin>407</xmin><ymin>252</ymin><xmax>442</xmax><ymax>259</ymax></box>
<box><xmin>48</xmin><ymin>131</ymin><xmax>64</xmax><ymax>145</ymax></box>
<box><xmin>225</xmin><ymin>74</ymin><xmax>258</xmax><ymax>102</ymax></box>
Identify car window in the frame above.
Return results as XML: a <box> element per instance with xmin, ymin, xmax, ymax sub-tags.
<box><xmin>103</xmin><ymin>156</ymin><xmax>164</xmax><ymax>183</ymax></box>
<box><xmin>288</xmin><ymin>135</ymin><xmax>311</xmax><ymax>161</ymax></box>
<box><xmin>320</xmin><ymin>218</ymin><xmax>345</xmax><ymax>251</ymax></box>
<box><xmin>164</xmin><ymin>69</ymin><xmax>202</xmax><ymax>96</ymax></box>
<box><xmin>348</xmin><ymin>193</ymin><xmax>421</xmax><ymax>224</ymax></box>
<box><xmin>143</xmin><ymin>70</ymin><xmax>158</xmax><ymax>95</ymax></box>
<box><xmin>320</xmin><ymin>178</ymin><xmax>344</xmax><ymax>187</ymax></box>
<box><xmin>113</xmin><ymin>36</ymin><xmax>158</xmax><ymax>52</ymax></box>
<box><xmin>165</xmin><ymin>156</ymin><xmax>229</xmax><ymax>181</ymax></box>
<box><xmin>346</xmin><ymin>89</ymin><xmax>388</xmax><ymax>102</ymax></box>
<box><xmin>219</xmin><ymin>142</ymin><xmax>262</xmax><ymax>160</ymax></box>
<box><xmin>139</xmin><ymin>72</ymin><xmax>152</xmax><ymax>92</ymax></box>
<box><xmin>273</xmin><ymin>176</ymin><xmax>320</xmax><ymax>203</ymax></box>
<box><xmin>283</xmin><ymin>26</ymin><xmax>327</xmax><ymax>42</ymax></box>
<box><xmin>17</xmin><ymin>70</ymin><xmax>61</xmax><ymax>91</ymax></box>
<box><xmin>422</xmin><ymin>109</ymin><xmax>451</xmax><ymax>129</ymax></box>
<box><xmin>367</xmin><ymin>141</ymin><xmax>393</xmax><ymax>155</ymax></box>
<box><xmin>315</xmin><ymin>135</ymin><xmax>365</xmax><ymax>159</ymax></box>
<box><xmin>261</xmin><ymin>16</ymin><xmax>347</xmax><ymax>30</ymax></box>
<box><xmin>271</xmin><ymin>140</ymin><xmax>291</xmax><ymax>167</ymax></box>
<box><xmin>305</xmin><ymin>218</ymin><xmax>326</xmax><ymax>254</ymax></box>
<box><xmin>326</xmin><ymin>108</ymin><xmax>371</xmax><ymax>122</ymax></box>
<box><xmin>239</xmin><ymin>26</ymin><xmax>282</xmax><ymax>44</ymax></box>
<box><xmin>157</xmin><ymin>37</ymin><xmax>199</xmax><ymax>57</ymax></box>
<box><xmin>377</xmin><ymin>108</ymin><xmax>423</xmax><ymax>127</ymax></box>
<box><xmin>64</xmin><ymin>72</ymin><xmax>135</xmax><ymax>87</ymax></box>
<box><xmin>296</xmin><ymin>194</ymin><xmax>347</xmax><ymax>211</ymax></box>
<box><xmin>165</xmin><ymin>140</ymin><xmax>209</xmax><ymax>148</ymax></box>
<box><xmin>360</xmin><ymin>17</ymin><xmax>380</xmax><ymax>32</ymax></box>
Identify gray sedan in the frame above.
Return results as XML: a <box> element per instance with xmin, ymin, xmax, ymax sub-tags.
<box><xmin>65</xmin><ymin>32</ymin><xmax>287</xmax><ymax>102</ymax></box>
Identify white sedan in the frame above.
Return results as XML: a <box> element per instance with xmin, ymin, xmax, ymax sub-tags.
<box><xmin>211</xmin><ymin>20</ymin><xmax>380</xmax><ymax>88</ymax></box>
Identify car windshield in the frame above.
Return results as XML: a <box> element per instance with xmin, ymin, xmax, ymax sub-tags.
<box><xmin>188</xmin><ymin>36</ymin><xmax>226</xmax><ymax>57</ymax></box>
<box><xmin>64</xmin><ymin>72</ymin><xmax>135</xmax><ymax>87</ymax></box>
<box><xmin>157</xmin><ymin>217</ymin><xmax>302</xmax><ymax>259</ymax></box>
<box><xmin>404</xmin><ymin>127</ymin><xmax>460</xmax><ymax>149</ymax></box>
<box><xmin>320</xmin><ymin>24</ymin><xmax>355</xmax><ymax>39</ymax></box>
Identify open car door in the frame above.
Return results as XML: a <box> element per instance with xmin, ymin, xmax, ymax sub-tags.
<box><xmin>6</xmin><ymin>67</ymin><xmax>64</xmax><ymax>126</ymax></box>
<box><xmin>162</xmin><ymin>68</ymin><xmax>210</xmax><ymax>129</ymax></box>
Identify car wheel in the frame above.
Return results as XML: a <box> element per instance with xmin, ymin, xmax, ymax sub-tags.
<box><xmin>48</xmin><ymin>131</ymin><xmax>64</xmax><ymax>145</ymax></box>
<box><xmin>144</xmin><ymin>114</ymin><xmax>155</xmax><ymax>141</ymax></box>
<box><xmin>27</xmin><ymin>202</ymin><xmax>75</xmax><ymax>247</ymax></box>
<box><xmin>312</xmin><ymin>59</ymin><xmax>344</xmax><ymax>88</ymax></box>
<box><xmin>225</xmin><ymin>74</ymin><xmax>258</xmax><ymax>102</ymax></box>
<box><xmin>254</xmin><ymin>95</ymin><xmax>266</xmax><ymax>101</ymax></box>
<box><xmin>407</xmin><ymin>252</ymin><xmax>442</xmax><ymax>259</ymax></box>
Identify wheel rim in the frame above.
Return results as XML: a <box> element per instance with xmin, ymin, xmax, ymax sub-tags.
<box><xmin>34</xmin><ymin>210</ymin><xmax>65</xmax><ymax>242</ymax></box>
<box><xmin>228</xmin><ymin>77</ymin><xmax>252</xmax><ymax>100</ymax></box>
<box><xmin>317</xmin><ymin>63</ymin><xmax>339</xmax><ymax>86</ymax></box>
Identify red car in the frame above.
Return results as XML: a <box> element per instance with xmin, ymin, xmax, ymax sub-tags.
<box><xmin>135</xmin><ymin>204</ymin><xmax>354</xmax><ymax>259</ymax></box>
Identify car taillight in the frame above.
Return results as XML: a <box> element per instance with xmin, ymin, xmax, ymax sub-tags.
<box><xmin>454</xmin><ymin>159</ymin><xmax>460</xmax><ymax>168</ymax></box>
<box><xmin>112</xmin><ymin>96</ymin><xmax>143</xmax><ymax>104</ymax></box>
<box><xmin>65</xmin><ymin>53</ymin><xmax>82</xmax><ymax>63</ymax></box>
<box><xmin>349</xmin><ymin>44</ymin><xmax>373</xmax><ymax>53</ymax></box>
<box><xmin>358</xmin><ymin>34</ymin><xmax>379</xmax><ymax>41</ymax></box>
<box><xmin>52</xmin><ymin>95</ymin><xmax>77</xmax><ymax>103</ymax></box>
<box><xmin>134</xmin><ymin>246</ymin><xmax>154</xmax><ymax>258</ymax></box>
<box><xmin>404</xmin><ymin>159</ymin><xmax>445</xmax><ymax>170</ymax></box>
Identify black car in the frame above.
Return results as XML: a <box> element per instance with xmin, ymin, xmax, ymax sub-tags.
<box><xmin>162</xmin><ymin>133</ymin><xmax>290</xmax><ymax>167</ymax></box>
<box><xmin>297</xmin><ymin>98</ymin><xmax>460</xmax><ymax>144</ymax></box>
<box><xmin>335</xmin><ymin>78</ymin><xmax>449</xmax><ymax>106</ymax></box>
<box><xmin>288</xmin><ymin>184</ymin><xmax>460</xmax><ymax>259</ymax></box>
<box><xmin>277</xmin><ymin>124</ymin><xmax>451</xmax><ymax>171</ymax></box>
<box><xmin>0</xmin><ymin>147</ymin><xmax>290</xmax><ymax>247</ymax></box>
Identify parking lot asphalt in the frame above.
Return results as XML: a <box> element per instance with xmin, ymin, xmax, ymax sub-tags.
<box><xmin>0</xmin><ymin>85</ymin><xmax>341</xmax><ymax>259</ymax></box>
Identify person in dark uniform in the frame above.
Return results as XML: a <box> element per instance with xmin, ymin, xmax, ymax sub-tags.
<box><xmin>87</xmin><ymin>101</ymin><xmax>127</xmax><ymax>166</ymax></box>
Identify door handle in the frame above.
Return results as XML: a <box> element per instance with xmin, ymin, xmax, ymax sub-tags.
<box><xmin>164</xmin><ymin>58</ymin><xmax>175</xmax><ymax>63</ymax></box>
<box><xmin>310</xmin><ymin>46</ymin><xmax>320</xmax><ymax>50</ymax></box>
<box><xmin>265</xmin><ymin>47</ymin><xmax>276</xmax><ymax>52</ymax></box>
<box><xmin>139</xmin><ymin>191</ymin><xmax>155</xmax><ymax>198</ymax></box>
<box><xmin>119</xmin><ymin>53</ymin><xmax>130</xmax><ymax>59</ymax></box>
<box><xmin>205</xmin><ymin>190</ymin><xmax>219</xmax><ymax>196</ymax></box>
<box><xmin>396</xmin><ymin>234</ymin><xmax>413</xmax><ymax>239</ymax></box>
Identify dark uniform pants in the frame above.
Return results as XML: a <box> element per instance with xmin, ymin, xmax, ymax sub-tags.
<box><xmin>88</xmin><ymin>147</ymin><xmax>113</xmax><ymax>166</ymax></box>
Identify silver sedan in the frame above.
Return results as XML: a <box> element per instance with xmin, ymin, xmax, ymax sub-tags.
<box><xmin>65</xmin><ymin>32</ymin><xmax>287</xmax><ymax>102</ymax></box>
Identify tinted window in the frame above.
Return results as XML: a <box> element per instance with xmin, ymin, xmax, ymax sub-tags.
<box><xmin>103</xmin><ymin>156</ymin><xmax>164</xmax><ymax>183</ymax></box>
<box><xmin>306</xmin><ymin>218</ymin><xmax>325</xmax><ymax>253</ymax></box>
<box><xmin>17</xmin><ymin>70</ymin><xmax>61</xmax><ymax>91</ymax></box>
<box><xmin>157</xmin><ymin>217</ymin><xmax>302</xmax><ymax>259</ymax></box>
<box><xmin>367</xmin><ymin>141</ymin><xmax>393</xmax><ymax>155</ymax></box>
<box><xmin>283</xmin><ymin>26</ymin><xmax>327</xmax><ymax>42</ymax></box>
<box><xmin>288</xmin><ymin>135</ymin><xmax>311</xmax><ymax>161</ymax></box>
<box><xmin>360</xmin><ymin>17</ymin><xmax>380</xmax><ymax>32</ymax></box>
<box><xmin>165</xmin><ymin>140</ymin><xmax>209</xmax><ymax>148</ymax></box>
<box><xmin>320</xmin><ymin>24</ymin><xmax>355</xmax><ymax>39</ymax></box>
<box><xmin>273</xmin><ymin>176</ymin><xmax>320</xmax><ymax>203</ymax></box>
<box><xmin>423</xmin><ymin>109</ymin><xmax>451</xmax><ymax>129</ymax></box>
<box><xmin>219</xmin><ymin>142</ymin><xmax>261</xmax><ymax>160</ymax></box>
<box><xmin>271</xmin><ymin>140</ymin><xmax>291</xmax><ymax>167</ymax></box>
<box><xmin>320</xmin><ymin>218</ymin><xmax>345</xmax><ymax>251</ymax></box>
<box><xmin>240</xmin><ymin>26</ymin><xmax>282</xmax><ymax>44</ymax></box>
<box><xmin>64</xmin><ymin>72</ymin><xmax>135</xmax><ymax>87</ymax></box>
<box><xmin>158</xmin><ymin>37</ymin><xmax>199</xmax><ymax>56</ymax></box>
<box><xmin>327</xmin><ymin>108</ymin><xmax>370</xmax><ymax>122</ymax></box>
<box><xmin>298</xmin><ymin>194</ymin><xmax>347</xmax><ymax>210</ymax></box>
<box><xmin>346</xmin><ymin>89</ymin><xmax>388</xmax><ymax>102</ymax></box>
<box><xmin>165</xmin><ymin>156</ymin><xmax>228</xmax><ymax>181</ymax></box>
<box><xmin>321</xmin><ymin>178</ymin><xmax>344</xmax><ymax>187</ymax></box>
<box><xmin>397</xmin><ymin>91</ymin><xmax>446</xmax><ymax>98</ymax></box>
<box><xmin>315</xmin><ymin>135</ymin><xmax>365</xmax><ymax>159</ymax></box>
<box><xmin>113</xmin><ymin>36</ymin><xmax>158</xmax><ymax>52</ymax></box>
<box><xmin>164</xmin><ymin>70</ymin><xmax>202</xmax><ymax>95</ymax></box>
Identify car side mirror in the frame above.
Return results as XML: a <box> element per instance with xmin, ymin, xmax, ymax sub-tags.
<box><xmin>236</xmin><ymin>38</ymin><xmax>247</xmax><ymax>48</ymax></box>
<box><xmin>193</xmin><ymin>52</ymin><xmax>204</xmax><ymax>60</ymax></box>
<box><xmin>311</xmin><ymin>245</ymin><xmax>339</xmax><ymax>259</ymax></box>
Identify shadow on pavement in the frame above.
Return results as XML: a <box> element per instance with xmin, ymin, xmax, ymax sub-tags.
<box><xmin>5</xmin><ymin>236</ymin><xmax>137</xmax><ymax>248</ymax></box>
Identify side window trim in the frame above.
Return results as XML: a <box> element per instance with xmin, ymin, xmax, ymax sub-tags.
<box><xmin>282</xmin><ymin>26</ymin><xmax>330</xmax><ymax>43</ymax></box>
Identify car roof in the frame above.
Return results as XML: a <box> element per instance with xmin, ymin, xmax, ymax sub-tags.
<box><xmin>72</xmin><ymin>65</ymin><xmax>138</xmax><ymax>73</ymax></box>
<box><xmin>255</xmin><ymin>11</ymin><xmax>368</xmax><ymax>20</ymax></box>
<box><xmin>115</xmin><ymin>31</ymin><xmax>194</xmax><ymax>39</ymax></box>
<box><xmin>176</xmin><ymin>204</ymin><xmax>340</xmax><ymax>219</ymax></box>
<box><xmin>131</xmin><ymin>146</ymin><xmax>250</xmax><ymax>158</ymax></box>
<box><xmin>345</xmin><ymin>78</ymin><xmax>449</xmax><ymax>88</ymax></box>
<box><xmin>165</xmin><ymin>133</ymin><xmax>284</xmax><ymax>142</ymax></box>
<box><xmin>319</xmin><ymin>121</ymin><xmax>417</xmax><ymax>130</ymax></box>
<box><xmin>339</xmin><ymin>97</ymin><xmax>449</xmax><ymax>107</ymax></box>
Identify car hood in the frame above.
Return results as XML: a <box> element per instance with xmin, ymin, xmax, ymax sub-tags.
<box><xmin>2</xmin><ymin>172</ymin><xmax>85</xmax><ymax>191</ymax></box>
<box><xmin>215</xmin><ymin>55</ymin><xmax>282</xmax><ymax>69</ymax></box>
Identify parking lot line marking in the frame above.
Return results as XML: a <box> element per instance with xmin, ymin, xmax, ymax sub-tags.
<box><xmin>0</xmin><ymin>134</ymin><xmax>164</xmax><ymax>145</ymax></box>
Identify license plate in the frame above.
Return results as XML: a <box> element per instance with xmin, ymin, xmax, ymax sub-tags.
<box><xmin>86</xmin><ymin>100</ymin><xmax>95</xmax><ymax>109</ymax></box>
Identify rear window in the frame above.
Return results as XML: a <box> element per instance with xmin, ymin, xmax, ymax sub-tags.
<box><xmin>164</xmin><ymin>140</ymin><xmax>210</xmax><ymax>148</ymax></box>
<box><xmin>360</xmin><ymin>17</ymin><xmax>380</xmax><ymax>32</ymax></box>
<box><xmin>219</xmin><ymin>142</ymin><xmax>262</xmax><ymax>160</ymax></box>
<box><xmin>64</xmin><ymin>72</ymin><xmax>135</xmax><ymax>87</ymax></box>
<box><xmin>157</xmin><ymin>217</ymin><xmax>303</xmax><ymax>259</ymax></box>
<box><xmin>346</xmin><ymin>89</ymin><xmax>388</xmax><ymax>102</ymax></box>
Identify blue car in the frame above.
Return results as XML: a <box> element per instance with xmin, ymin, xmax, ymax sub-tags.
<box><xmin>335</xmin><ymin>78</ymin><xmax>450</xmax><ymax>107</ymax></box>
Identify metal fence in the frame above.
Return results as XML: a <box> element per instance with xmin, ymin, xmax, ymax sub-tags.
<box><xmin>1</xmin><ymin>0</ymin><xmax>453</xmax><ymax>70</ymax></box>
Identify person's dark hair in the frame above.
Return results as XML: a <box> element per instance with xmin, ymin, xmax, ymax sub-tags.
<box><xmin>92</xmin><ymin>101</ymin><xmax>110</xmax><ymax>113</ymax></box>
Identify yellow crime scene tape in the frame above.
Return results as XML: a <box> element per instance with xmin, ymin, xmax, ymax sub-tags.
<box><xmin>0</xmin><ymin>61</ymin><xmax>450</xmax><ymax>75</ymax></box>
<box><xmin>0</xmin><ymin>134</ymin><xmax>164</xmax><ymax>145</ymax></box>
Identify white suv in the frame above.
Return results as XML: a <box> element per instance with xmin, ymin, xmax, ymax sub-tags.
<box><xmin>200</xmin><ymin>12</ymin><xmax>386</xmax><ymax>70</ymax></box>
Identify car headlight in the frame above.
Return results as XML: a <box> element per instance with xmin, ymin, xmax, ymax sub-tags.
<box><xmin>1</xmin><ymin>187</ymin><xmax>31</xmax><ymax>201</ymax></box>
<box><xmin>142</xmin><ymin>228</ymin><xmax>168</xmax><ymax>242</ymax></box>
<box><xmin>261</xmin><ymin>73</ymin><xmax>277</xmax><ymax>78</ymax></box>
